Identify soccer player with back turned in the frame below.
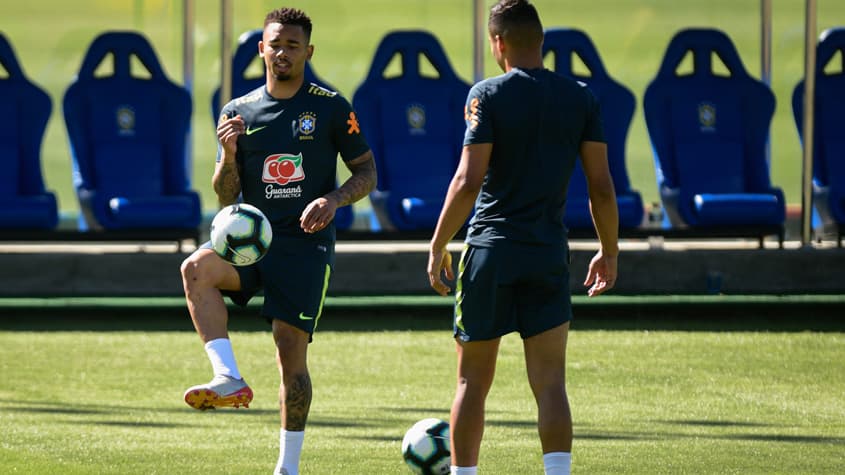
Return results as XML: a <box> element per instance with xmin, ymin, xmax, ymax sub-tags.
<box><xmin>427</xmin><ymin>1</ymin><xmax>619</xmax><ymax>474</ymax></box>
<box><xmin>179</xmin><ymin>7</ymin><xmax>376</xmax><ymax>475</ymax></box>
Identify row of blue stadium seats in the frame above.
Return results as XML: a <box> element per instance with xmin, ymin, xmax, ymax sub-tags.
<box><xmin>1</xmin><ymin>26</ymin><xmax>843</xmax><ymax>242</ymax></box>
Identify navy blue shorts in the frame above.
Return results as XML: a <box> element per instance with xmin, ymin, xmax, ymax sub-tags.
<box><xmin>454</xmin><ymin>242</ymin><xmax>572</xmax><ymax>342</ymax></box>
<box><xmin>206</xmin><ymin>238</ymin><xmax>334</xmax><ymax>336</ymax></box>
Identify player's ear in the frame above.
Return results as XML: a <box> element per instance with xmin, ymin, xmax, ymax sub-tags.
<box><xmin>258</xmin><ymin>40</ymin><xmax>265</xmax><ymax>55</ymax></box>
<box><xmin>306</xmin><ymin>44</ymin><xmax>314</xmax><ymax>61</ymax></box>
<box><xmin>494</xmin><ymin>35</ymin><xmax>506</xmax><ymax>54</ymax></box>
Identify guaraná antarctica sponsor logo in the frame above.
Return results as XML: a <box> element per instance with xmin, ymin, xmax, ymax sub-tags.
<box><xmin>262</xmin><ymin>153</ymin><xmax>305</xmax><ymax>199</ymax></box>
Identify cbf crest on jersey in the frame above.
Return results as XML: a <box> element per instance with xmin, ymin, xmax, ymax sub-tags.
<box><xmin>296</xmin><ymin>112</ymin><xmax>317</xmax><ymax>141</ymax></box>
<box><xmin>698</xmin><ymin>102</ymin><xmax>716</xmax><ymax>132</ymax></box>
<box><xmin>116</xmin><ymin>105</ymin><xmax>135</xmax><ymax>136</ymax></box>
<box><xmin>407</xmin><ymin>103</ymin><xmax>426</xmax><ymax>136</ymax></box>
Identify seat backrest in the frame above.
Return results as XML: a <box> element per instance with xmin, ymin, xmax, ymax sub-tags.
<box><xmin>352</xmin><ymin>30</ymin><xmax>470</xmax><ymax>196</ymax></box>
<box><xmin>63</xmin><ymin>31</ymin><xmax>192</xmax><ymax>198</ymax></box>
<box><xmin>792</xmin><ymin>27</ymin><xmax>845</xmax><ymax>189</ymax></box>
<box><xmin>644</xmin><ymin>29</ymin><xmax>775</xmax><ymax>200</ymax></box>
<box><xmin>542</xmin><ymin>28</ymin><xmax>636</xmax><ymax>199</ymax></box>
<box><xmin>0</xmin><ymin>33</ymin><xmax>52</xmax><ymax>198</ymax></box>
<box><xmin>211</xmin><ymin>29</ymin><xmax>336</xmax><ymax>120</ymax></box>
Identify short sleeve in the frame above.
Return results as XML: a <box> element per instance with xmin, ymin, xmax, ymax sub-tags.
<box><xmin>215</xmin><ymin>103</ymin><xmax>236</xmax><ymax>163</ymax></box>
<box><xmin>463</xmin><ymin>83</ymin><xmax>493</xmax><ymax>146</ymax></box>
<box><xmin>581</xmin><ymin>87</ymin><xmax>605</xmax><ymax>144</ymax></box>
<box><xmin>332</xmin><ymin>96</ymin><xmax>371</xmax><ymax>162</ymax></box>
<box><xmin>214</xmin><ymin>100</ymin><xmax>240</xmax><ymax>162</ymax></box>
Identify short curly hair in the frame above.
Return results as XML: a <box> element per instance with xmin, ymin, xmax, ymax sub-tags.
<box><xmin>264</xmin><ymin>7</ymin><xmax>313</xmax><ymax>41</ymax></box>
<box><xmin>488</xmin><ymin>0</ymin><xmax>543</xmax><ymax>50</ymax></box>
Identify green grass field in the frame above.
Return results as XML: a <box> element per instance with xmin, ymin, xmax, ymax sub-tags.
<box><xmin>3</xmin><ymin>1</ymin><xmax>845</xmax><ymax>219</ymax></box>
<box><xmin>1</xmin><ymin>300</ymin><xmax>843</xmax><ymax>474</ymax></box>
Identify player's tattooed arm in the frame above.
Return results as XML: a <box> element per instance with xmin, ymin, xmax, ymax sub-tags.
<box><xmin>212</xmin><ymin>158</ymin><xmax>242</xmax><ymax>206</ymax></box>
<box><xmin>327</xmin><ymin>150</ymin><xmax>377</xmax><ymax>207</ymax></box>
<box><xmin>213</xmin><ymin>113</ymin><xmax>244</xmax><ymax>206</ymax></box>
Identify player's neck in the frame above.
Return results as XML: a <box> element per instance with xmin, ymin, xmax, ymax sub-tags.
<box><xmin>266</xmin><ymin>75</ymin><xmax>304</xmax><ymax>100</ymax></box>
<box><xmin>504</xmin><ymin>51</ymin><xmax>543</xmax><ymax>72</ymax></box>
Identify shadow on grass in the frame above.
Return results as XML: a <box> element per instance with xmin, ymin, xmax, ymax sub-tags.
<box><xmin>575</xmin><ymin>430</ymin><xmax>845</xmax><ymax>444</ymax></box>
<box><xmin>658</xmin><ymin>419</ymin><xmax>778</xmax><ymax>428</ymax></box>
<box><xmin>577</xmin><ymin>432</ymin><xmax>658</xmax><ymax>441</ymax></box>
<box><xmin>5</xmin><ymin>398</ymin><xmax>843</xmax><ymax>446</ymax></box>
<box><xmin>379</xmin><ymin>406</ymin><xmax>451</xmax><ymax>415</ymax></box>
<box><xmin>0</xmin><ymin>404</ymin><xmax>108</xmax><ymax>416</ymax></box>
<box><xmin>68</xmin><ymin>420</ymin><xmax>195</xmax><ymax>429</ymax></box>
<box><xmin>343</xmin><ymin>434</ymin><xmax>401</xmax><ymax>442</ymax></box>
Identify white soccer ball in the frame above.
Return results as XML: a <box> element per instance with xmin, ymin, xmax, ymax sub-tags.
<box><xmin>210</xmin><ymin>203</ymin><xmax>272</xmax><ymax>266</ymax></box>
<box><xmin>401</xmin><ymin>418</ymin><xmax>450</xmax><ymax>475</ymax></box>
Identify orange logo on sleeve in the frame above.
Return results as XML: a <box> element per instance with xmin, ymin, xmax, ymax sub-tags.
<box><xmin>346</xmin><ymin>112</ymin><xmax>361</xmax><ymax>135</ymax></box>
<box><xmin>464</xmin><ymin>97</ymin><xmax>480</xmax><ymax>130</ymax></box>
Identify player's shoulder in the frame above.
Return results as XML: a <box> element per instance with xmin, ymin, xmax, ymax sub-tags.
<box><xmin>302</xmin><ymin>82</ymin><xmax>354</xmax><ymax>112</ymax></box>
<box><xmin>541</xmin><ymin>69</ymin><xmax>597</xmax><ymax>102</ymax></box>
<box><xmin>220</xmin><ymin>86</ymin><xmax>265</xmax><ymax>114</ymax></box>
<box><xmin>304</xmin><ymin>82</ymin><xmax>340</xmax><ymax>99</ymax></box>
<box><xmin>473</xmin><ymin>72</ymin><xmax>509</xmax><ymax>93</ymax></box>
<box><xmin>233</xmin><ymin>86</ymin><xmax>265</xmax><ymax>106</ymax></box>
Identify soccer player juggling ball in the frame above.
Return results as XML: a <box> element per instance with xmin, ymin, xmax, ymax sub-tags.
<box><xmin>179</xmin><ymin>7</ymin><xmax>376</xmax><ymax>475</ymax></box>
<box><xmin>426</xmin><ymin>1</ymin><xmax>620</xmax><ymax>474</ymax></box>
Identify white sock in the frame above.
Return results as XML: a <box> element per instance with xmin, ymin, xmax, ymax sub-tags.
<box><xmin>274</xmin><ymin>429</ymin><xmax>305</xmax><ymax>475</ymax></box>
<box><xmin>451</xmin><ymin>467</ymin><xmax>477</xmax><ymax>474</ymax></box>
<box><xmin>204</xmin><ymin>338</ymin><xmax>241</xmax><ymax>380</ymax></box>
<box><xmin>543</xmin><ymin>452</ymin><xmax>571</xmax><ymax>475</ymax></box>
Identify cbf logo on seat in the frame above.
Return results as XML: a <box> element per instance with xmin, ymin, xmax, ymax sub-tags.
<box><xmin>698</xmin><ymin>102</ymin><xmax>717</xmax><ymax>132</ymax></box>
<box><xmin>262</xmin><ymin>153</ymin><xmax>305</xmax><ymax>185</ymax></box>
<box><xmin>116</xmin><ymin>106</ymin><xmax>136</xmax><ymax>136</ymax></box>
<box><xmin>407</xmin><ymin>103</ymin><xmax>426</xmax><ymax>135</ymax></box>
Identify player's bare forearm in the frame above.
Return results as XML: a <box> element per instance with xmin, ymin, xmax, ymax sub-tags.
<box><xmin>427</xmin><ymin>144</ymin><xmax>488</xmax><ymax>296</ymax></box>
<box><xmin>580</xmin><ymin>141</ymin><xmax>619</xmax><ymax>256</ymax></box>
<box><xmin>430</xmin><ymin>144</ymin><xmax>490</xmax><ymax>251</ymax></box>
<box><xmin>589</xmin><ymin>185</ymin><xmax>619</xmax><ymax>256</ymax></box>
<box><xmin>212</xmin><ymin>157</ymin><xmax>242</xmax><ymax>206</ymax></box>
<box><xmin>326</xmin><ymin>151</ymin><xmax>377</xmax><ymax>207</ymax></box>
<box><xmin>430</xmin><ymin>179</ymin><xmax>477</xmax><ymax>251</ymax></box>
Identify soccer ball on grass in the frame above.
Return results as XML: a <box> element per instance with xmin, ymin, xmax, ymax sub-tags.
<box><xmin>210</xmin><ymin>203</ymin><xmax>272</xmax><ymax>266</ymax></box>
<box><xmin>402</xmin><ymin>418</ymin><xmax>450</xmax><ymax>475</ymax></box>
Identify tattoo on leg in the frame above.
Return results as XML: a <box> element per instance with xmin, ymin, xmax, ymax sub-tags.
<box><xmin>281</xmin><ymin>372</ymin><xmax>312</xmax><ymax>431</ymax></box>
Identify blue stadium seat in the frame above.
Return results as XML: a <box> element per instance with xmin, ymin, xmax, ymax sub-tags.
<box><xmin>0</xmin><ymin>33</ymin><xmax>58</xmax><ymax>230</ymax></box>
<box><xmin>352</xmin><ymin>30</ymin><xmax>470</xmax><ymax>231</ymax></box>
<box><xmin>792</xmin><ymin>26</ymin><xmax>845</xmax><ymax>245</ymax></box>
<box><xmin>643</xmin><ymin>28</ymin><xmax>785</xmax><ymax>231</ymax></box>
<box><xmin>212</xmin><ymin>29</ymin><xmax>353</xmax><ymax>230</ymax></box>
<box><xmin>63</xmin><ymin>31</ymin><xmax>200</xmax><ymax>231</ymax></box>
<box><xmin>542</xmin><ymin>28</ymin><xmax>644</xmax><ymax>231</ymax></box>
<box><xmin>211</xmin><ymin>28</ymin><xmax>265</xmax><ymax>122</ymax></box>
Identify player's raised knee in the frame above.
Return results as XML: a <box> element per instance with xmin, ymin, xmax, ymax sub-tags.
<box><xmin>180</xmin><ymin>249</ymin><xmax>220</xmax><ymax>288</ymax></box>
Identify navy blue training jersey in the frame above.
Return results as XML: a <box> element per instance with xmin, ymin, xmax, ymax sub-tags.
<box><xmin>463</xmin><ymin>67</ymin><xmax>605</xmax><ymax>247</ymax></box>
<box><xmin>217</xmin><ymin>82</ymin><xmax>370</xmax><ymax>243</ymax></box>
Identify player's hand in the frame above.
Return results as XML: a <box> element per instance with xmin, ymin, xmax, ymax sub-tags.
<box><xmin>217</xmin><ymin>114</ymin><xmax>244</xmax><ymax>155</ymax></box>
<box><xmin>584</xmin><ymin>249</ymin><xmax>618</xmax><ymax>297</ymax></box>
<box><xmin>300</xmin><ymin>196</ymin><xmax>338</xmax><ymax>233</ymax></box>
<box><xmin>427</xmin><ymin>246</ymin><xmax>454</xmax><ymax>296</ymax></box>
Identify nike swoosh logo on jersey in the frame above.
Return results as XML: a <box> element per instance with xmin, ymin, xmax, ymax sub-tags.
<box><xmin>299</xmin><ymin>313</ymin><xmax>315</xmax><ymax>320</ymax></box>
<box><xmin>245</xmin><ymin>125</ymin><xmax>268</xmax><ymax>135</ymax></box>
